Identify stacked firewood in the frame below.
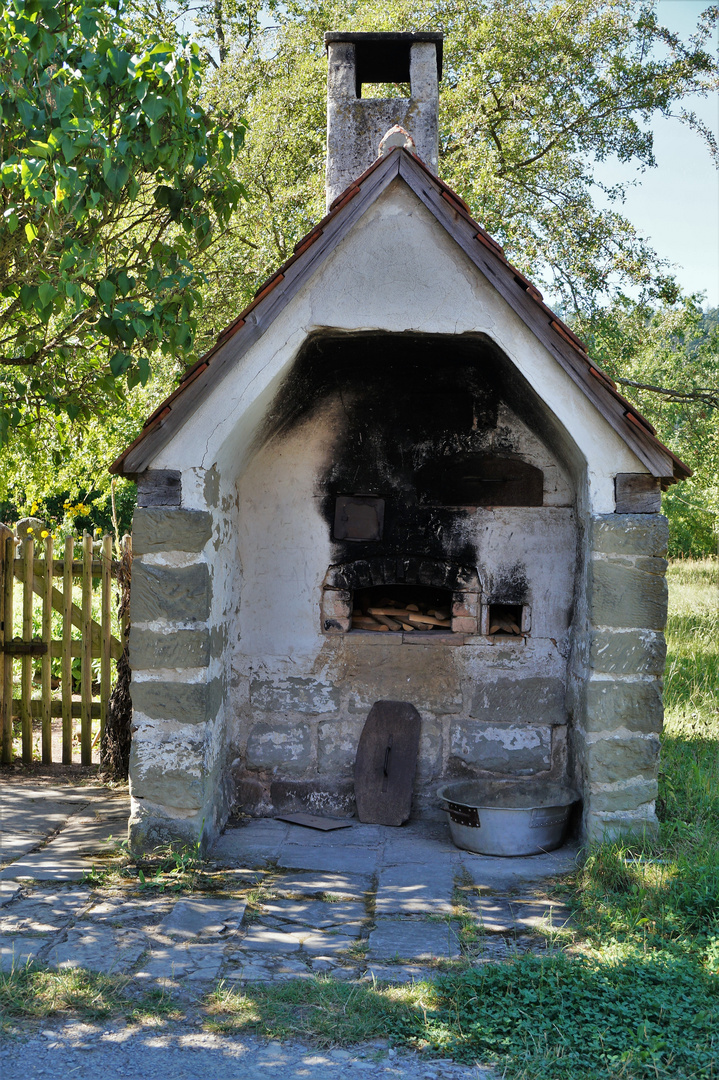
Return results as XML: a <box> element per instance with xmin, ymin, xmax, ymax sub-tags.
<box><xmin>488</xmin><ymin>611</ymin><xmax>521</xmax><ymax>635</ymax></box>
<box><xmin>352</xmin><ymin>598</ymin><xmax>452</xmax><ymax>633</ymax></box>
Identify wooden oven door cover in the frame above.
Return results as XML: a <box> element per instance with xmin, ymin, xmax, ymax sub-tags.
<box><xmin>354</xmin><ymin>700</ymin><xmax>421</xmax><ymax>826</ymax></box>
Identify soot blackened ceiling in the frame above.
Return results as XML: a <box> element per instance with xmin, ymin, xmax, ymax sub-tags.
<box><xmin>259</xmin><ymin>331</ymin><xmax>574</xmax><ymax>565</ymax></box>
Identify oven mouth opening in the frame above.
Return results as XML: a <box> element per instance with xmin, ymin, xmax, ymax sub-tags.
<box><xmin>352</xmin><ymin>584</ymin><xmax>452</xmax><ymax>633</ymax></box>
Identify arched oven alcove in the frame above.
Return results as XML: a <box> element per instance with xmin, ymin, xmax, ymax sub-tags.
<box><xmin>232</xmin><ymin>329</ymin><xmax>580</xmax><ymax>816</ymax></box>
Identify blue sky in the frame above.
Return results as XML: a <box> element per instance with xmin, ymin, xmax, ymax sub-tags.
<box><xmin>596</xmin><ymin>0</ymin><xmax>718</xmax><ymax>307</ymax></box>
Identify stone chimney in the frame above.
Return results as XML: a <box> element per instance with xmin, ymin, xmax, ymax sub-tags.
<box><xmin>324</xmin><ymin>31</ymin><xmax>443</xmax><ymax>208</ymax></box>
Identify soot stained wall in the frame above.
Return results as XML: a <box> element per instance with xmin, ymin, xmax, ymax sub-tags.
<box><xmin>231</xmin><ymin>331</ymin><xmax>578</xmax><ymax>818</ymax></box>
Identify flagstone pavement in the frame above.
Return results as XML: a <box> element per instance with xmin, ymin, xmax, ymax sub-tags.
<box><xmin>1</xmin><ymin>777</ymin><xmax>580</xmax><ymax>1079</ymax></box>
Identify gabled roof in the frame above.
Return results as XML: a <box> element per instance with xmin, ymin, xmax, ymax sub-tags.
<box><xmin>110</xmin><ymin>148</ymin><xmax>690</xmax><ymax>485</ymax></box>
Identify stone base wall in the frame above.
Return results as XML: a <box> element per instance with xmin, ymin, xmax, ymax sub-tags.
<box><xmin>573</xmin><ymin>514</ymin><xmax>668</xmax><ymax>841</ymax></box>
<box><xmin>229</xmin><ymin>635</ymin><xmax>571</xmax><ymax>821</ymax></box>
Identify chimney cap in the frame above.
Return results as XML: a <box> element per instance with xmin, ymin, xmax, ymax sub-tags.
<box><xmin>324</xmin><ymin>31</ymin><xmax>443</xmax><ymax>85</ymax></box>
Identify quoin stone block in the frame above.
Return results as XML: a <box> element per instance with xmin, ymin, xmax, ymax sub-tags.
<box><xmin>589</xmin><ymin>630</ymin><xmax>666</xmax><ymax>676</ymax></box>
<box><xmin>131</xmin><ymin>562</ymin><xmax>211</xmax><ymax>624</ymax></box>
<box><xmin>584</xmin><ymin>680</ymin><xmax>663</xmax><ymax>734</ymax></box>
<box><xmin>131</xmin><ymin>678</ymin><xmax>222</xmax><ymax>725</ymax></box>
<box><xmin>584</xmin><ymin>736</ymin><xmax>660</xmax><ymax>783</ymax></box>
<box><xmin>588</xmin><ymin>559</ymin><xmax>668</xmax><ymax>630</ymax></box>
<box><xmin>130</xmin><ymin>627</ymin><xmax>211</xmax><ymax>670</ymax></box>
<box><xmin>132</xmin><ymin>508</ymin><xmax>212</xmax><ymax>554</ymax></box>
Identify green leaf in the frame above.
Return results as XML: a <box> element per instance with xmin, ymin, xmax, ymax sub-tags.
<box><xmin>106</xmin><ymin>47</ymin><xmax>131</xmax><ymax>83</ymax></box>
<box><xmin>102</xmin><ymin>159</ymin><xmax>130</xmax><ymax>194</ymax></box>
<box><xmin>38</xmin><ymin>282</ymin><xmax>56</xmax><ymax>307</ymax></box>
<box><xmin>16</xmin><ymin>98</ymin><xmax>35</xmax><ymax>128</ymax></box>
<box><xmin>24</xmin><ymin>222</ymin><xmax>38</xmax><ymax>242</ymax></box>
<box><xmin>97</xmin><ymin>279</ymin><xmax>116</xmax><ymax>306</ymax></box>
<box><xmin>52</xmin><ymin>85</ymin><xmax>75</xmax><ymax>116</ymax></box>
<box><xmin>142</xmin><ymin>94</ymin><xmax>168</xmax><ymax>123</ymax></box>
<box><xmin>138</xmin><ymin>355</ymin><xmax>151</xmax><ymax>384</ymax></box>
<box><xmin>19</xmin><ymin>284</ymin><xmax>37</xmax><ymax>311</ymax></box>
<box><xmin>109</xmin><ymin>351</ymin><xmax>132</xmax><ymax>377</ymax></box>
<box><xmin>3</xmin><ymin>209</ymin><xmax>19</xmax><ymax>233</ymax></box>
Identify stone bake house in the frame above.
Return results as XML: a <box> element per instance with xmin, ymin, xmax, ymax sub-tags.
<box><xmin>111</xmin><ymin>32</ymin><xmax>689</xmax><ymax>853</ymax></box>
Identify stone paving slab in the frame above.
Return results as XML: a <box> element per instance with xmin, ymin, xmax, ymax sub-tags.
<box><xmin>273</xmin><ymin>872</ymin><xmax>371</xmax><ymax>899</ymax></box>
<box><xmin>262</xmin><ymin>898</ymin><xmax>366</xmax><ymax>928</ymax></box>
<box><xmin>375</xmin><ymin>862</ymin><xmax>458</xmax><ymax>914</ymax></box>
<box><xmin>276</xmin><ymin>844</ymin><xmax>378</xmax><ymax>875</ymax></box>
<box><xmin>458</xmin><ymin>846</ymin><xmax>581</xmax><ymax>891</ymax></box>
<box><xmin>369</xmin><ymin>919</ymin><xmax>461</xmax><ymax>961</ymax></box>
<box><xmin>137</xmin><ymin>940</ymin><xmax>226</xmax><ymax>980</ymax></box>
<box><xmin>283</xmin><ymin>822</ymin><xmax>383</xmax><ymax>846</ymax></box>
<box><xmin>0</xmin><ymin>794</ymin><xmax>129</xmax><ymax>881</ymax></box>
<box><xmin>83</xmin><ymin>894</ymin><xmax>174</xmax><ymax>926</ymax></box>
<box><xmin>0</xmin><ymin>890</ymin><xmax>91</xmax><ymax>932</ymax></box>
<box><xmin>159</xmin><ymin>897</ymin><xmax>248</xmax><ymax>938</ymax></box>
<box><xmin>0</xmin><ymin>881</ymin><xmax>21</xmax><ymax>906</ymax></box>
<box><xmin>0</xmin><ymin>847</ymin><xmax>94</xmax><ymax>881</ymax></box>
<box><xmin>0</xmin><ymin>831</ymin><xmax>45</xmax><ymax>864</ymax></box>
<box><xmin>290</xmin><ymin>930</ymin><xmax>360</xmax><ymax>955</ymax></box>
<box><xmin>0</xmin><ymin>1021</ymin><xmax>499</xmax><ymax>1079</ymax></box>
<box><xmin>0</xmin><ymin>786</ymin><xmax>92</xmax><ymax>833</ymax></box>
<box><xmin>237</xmin><ymin>926</ymin><xmax>304</xmax><ymax>952</ymax></box>
<box><xmin>381</xmin><ymin>832</ymin><xmax>457</xmax><ymax>867</ymax></box>
<box><xmin>0</xmin><ymin>934</ymin><xmax>46</xmax><ymax>971</ymax></box>
<box><xmin>224</xmin><ymin>955</ymin><xmax>316</xmax><ymax>982</ymax></box>
<box><xmin>209</xmin><ymin>820</ymin><xmax>289</xmax><ymax>867</ymax></box>
<box><xmin>472</xmin><ymin>897</ymin><xmax>574</xmax><ymax>933</ymax></box>
<box><xmin>46</xmin><ymin>926</ymin><xmax>145</xmax><ymax>974</ymax></box>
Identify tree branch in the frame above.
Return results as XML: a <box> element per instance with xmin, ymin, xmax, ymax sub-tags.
<box><xmin>615</xmin><ymin>376</ymin><xmax>719</xmax><ymax>409</ymax></box>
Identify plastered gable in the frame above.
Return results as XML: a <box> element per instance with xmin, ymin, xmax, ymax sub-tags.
<box><xmin>153</xmin><ymin>178</ymin><xmax>646</xmax><ymax>512</ymax></box>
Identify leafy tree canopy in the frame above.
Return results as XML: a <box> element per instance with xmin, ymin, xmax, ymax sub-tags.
<box><xmin>182</xmin><ymin>0</ymin><xmax>718</xmax><ymax>350</ymax></box>
<box><xmin>1</xmin><ymin>0</ymin><xmax>717</xmax><ymax>556</ymax></box>
<box><xmin>0</xmin><ymin>0</ymin><xmax>246</xmax><ymax>441</ymax></box>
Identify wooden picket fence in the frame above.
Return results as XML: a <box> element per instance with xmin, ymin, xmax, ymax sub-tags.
<box><xmin>0</xmin><ymin>526</ymin><xmax>130</xmax><ymax>766</ymax></box>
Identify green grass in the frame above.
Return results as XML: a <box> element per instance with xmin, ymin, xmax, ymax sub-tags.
<box><xmin>570</xmin><ymin>559</ymin><xmax>719</xmax><ymax>972</ymax></box>
<box><xmin>0</xmin><ymin>965</ymin><xmax>183</xmax><ymax>1032</ymax></box>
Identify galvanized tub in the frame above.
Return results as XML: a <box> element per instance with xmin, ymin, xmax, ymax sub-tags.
<box><xmin>436</xmin><ymin>780</ymin><xmax>579</xmax><ymax>856</ymax></box>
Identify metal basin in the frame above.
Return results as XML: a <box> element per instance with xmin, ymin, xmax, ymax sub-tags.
<box><xmin>436</xmin><ymin>780</ymin><xmax>580</xmax><ymax>856</ymax></box>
